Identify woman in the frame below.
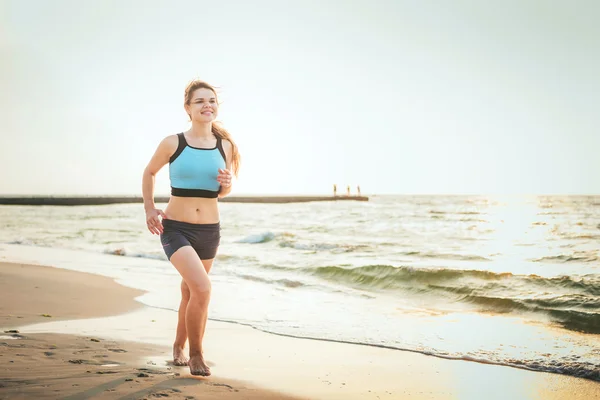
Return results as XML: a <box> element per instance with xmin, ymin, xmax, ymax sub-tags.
<box><xmin>141</xmin><ymin>79</ymin><xmax>240</xmax><ymax>376</ymax></box>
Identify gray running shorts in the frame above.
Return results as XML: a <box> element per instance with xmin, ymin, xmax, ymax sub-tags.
<box><xmin>160</xmin><ymin>219</ymin><xmax>221</xmax><ymax>260</ymax></box>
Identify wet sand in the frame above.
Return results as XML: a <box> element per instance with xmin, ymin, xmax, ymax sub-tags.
<box><xmin>0</xmin><ymin>262</ymin><xmax>304</xmax><ymax>400</ymax></box>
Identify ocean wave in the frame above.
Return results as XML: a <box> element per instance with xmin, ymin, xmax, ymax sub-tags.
<box><xmin>453</xmin><ymin>293</ymin><xmax>600</xmax><ymax>334</ymax></box>
<box><xmin>268</xmin><ymin>264</ymin><xmax>600</xmax><ymax>334</ymax></box>
<box><xmin>312</xmin><ymin>264</ymin><xmax>599</xmax><ymax>296</ymax></box>
<box><xmin>278</xmin><ymin>240</ymin><xmax>371</xmax><ymax>253</ymax></box>
<box><xmin>560</xmin><ymin>233</ymin><xmax>600</xmax><ymax>240</ymax></box>
<box><xmin>400</xmin><ymin>251</ymin><xmax>491</xmax><ymax>262</ymax></box>
<box><xmin>531</xmin><ymin>254</ymin><xmax>599</xmax><ymax>263</ymax></box>
<box><xmin>428</xmin><ymin>210</ymin><xmax>482</xmax><ymax>216</ymax></box>
<box><xmin>279</xmin><ymin>241</ymin><xmax>337</xmax><ymax>251</ymax></box>
<box><xmin>237</xmin><ymin>274</ymin><xmax>306</xmax><ymax>288</ymax></box>
<box><xmin>306</xmin><ymin>264</ymin><xmax>521</xmax><ymax>288</ymax></box>
<box><xmin>235</xmin><ymin>232</ymin><xmax>276</xmax><ymax>244</ymax></box>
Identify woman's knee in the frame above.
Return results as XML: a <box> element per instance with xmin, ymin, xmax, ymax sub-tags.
<box><xmin>187</xmin><ymin>278</ymin><xmax>211</xmax><ymax>299</ymax></box>
<box><xmin>180</xmin><ymin>280</ymin><xmax>191</xmax><ymax>300</ymax></box>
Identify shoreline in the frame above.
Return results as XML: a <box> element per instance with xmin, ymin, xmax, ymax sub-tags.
<box><xmin>0</xmin><ymin>262</ymin><xmax>304</xmax><ymax>400</ymax></box>
<box><xmin>1</xmin><ymin>260</ymin><xmax>599</xmax><ymax>399</ymax></box>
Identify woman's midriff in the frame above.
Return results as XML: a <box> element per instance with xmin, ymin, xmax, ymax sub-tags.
<box><xmin>164</xmin><ymin>196</ymin><xmax>220</xmax><ymax>224</ymax></box>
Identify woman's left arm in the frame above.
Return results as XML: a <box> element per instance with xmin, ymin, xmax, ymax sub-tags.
<box><xmin>217</xmin><ymin>139</ymin><xmax>234</xmax><ymax>198</ymax></box>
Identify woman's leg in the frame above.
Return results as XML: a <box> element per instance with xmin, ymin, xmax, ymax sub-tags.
<box><xmin>173</xmin><ymin>259</ymin><xmax>214</xmax><ymax>366</ymax></box>
<box><xmin>198</xmin><ymin>259</ymin><xmax>214</xmax><ymax>345</ymax></box>
<box><xmin>169</xmin><ymin>246</ymin><xmax>212</xmax><ymax>376</ymax></box>
<box><xmin>173</xmin><ymin>279</ymin><xmax>191</xmax><ymax>366</ymax></box>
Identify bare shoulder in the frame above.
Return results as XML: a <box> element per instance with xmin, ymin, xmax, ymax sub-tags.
<box><xmin>145</xmin><ymin>133</ymin><xmax>180</xmax><ymax>172</ymax></box>
<box><xmin>157</xmin><ymin>133</ymin><xmax>179</xmax><ymax>153</ymax></box>
<box><xmin>162</xmin><ymin>133</ymin><xmax>179</xmax><ymax>147</ymax></box>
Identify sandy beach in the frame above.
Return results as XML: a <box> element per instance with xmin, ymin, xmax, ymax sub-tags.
<box><xmin>1</xmin><ymin>261</ymin><xmax>599</xmax><ymax>400</ymax></box>
<box><xmin>0</xmin><ymin>262</ymin><xmax>303</xmax><ymax>400</ymax></box>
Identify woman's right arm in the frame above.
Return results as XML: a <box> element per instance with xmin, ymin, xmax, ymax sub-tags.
<box><xmin>142</xmin><ymin>135</ymin><xmax>178</xmax><ymax>234</ymax></box>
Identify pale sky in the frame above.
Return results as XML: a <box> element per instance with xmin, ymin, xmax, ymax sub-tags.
<box><xmin>1</xmin><ymin>0</ymin><xmax>599</xmax><ymax>195</ymax></box>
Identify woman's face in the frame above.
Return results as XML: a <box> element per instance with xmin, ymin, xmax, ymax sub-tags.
<box><xmin>186</xmin><ymin>88</ymin><xmax>218</xmax><ymax>122</ymax></box>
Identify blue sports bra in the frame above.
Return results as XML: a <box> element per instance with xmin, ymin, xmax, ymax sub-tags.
<box><xmin>169</xmin><ymin>132</ymin><xmax>227</xmax><ymax>198</ymax></box>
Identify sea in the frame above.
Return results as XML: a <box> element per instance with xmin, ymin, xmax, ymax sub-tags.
<box><xmin>1</xmin><ymin>195</ymin><xmax>598</xmax><ymax>381</ymax></box>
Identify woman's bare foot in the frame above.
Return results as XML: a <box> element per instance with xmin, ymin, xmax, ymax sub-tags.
<box><xmin>173</xmin><ymin>345</ymin><xmax>189</xmax><ymax>367</ymax></box>
<box><xmin>188</xmin><ymin>354</ymin><xmax>211</xmax><ymax>376</ymax></box>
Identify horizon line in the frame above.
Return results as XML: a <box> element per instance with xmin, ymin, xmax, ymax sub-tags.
<box><xmin>0</xmin><ymin>193</ymin><xmax>599</xmax><ymax>197</ymax></box>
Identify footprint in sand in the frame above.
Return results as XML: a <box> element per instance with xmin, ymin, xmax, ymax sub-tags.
<box><xmin>107</xmin><ymin>348</ymin><xmax>127</xmax><ymax>353</ymax></box>
<box><xmin>68</xmin><ymin>359</ymin><xmax>97</xmax><ymax>365</ymax></box>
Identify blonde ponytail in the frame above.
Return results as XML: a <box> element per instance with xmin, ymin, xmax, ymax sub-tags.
<box><xmin>212</xmin><ymin>122</ymin><xmax>240</xmax><ymax>177</ymax></box>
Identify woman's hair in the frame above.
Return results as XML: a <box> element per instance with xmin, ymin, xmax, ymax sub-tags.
<box><xmin>184</xmin><ymin>79</ymin><xmax>241</xmax><ymax>177</ymax></box>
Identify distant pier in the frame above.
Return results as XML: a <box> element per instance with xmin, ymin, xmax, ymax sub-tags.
<box><xmin>0</xmin><ymin>195</ymin><xmax>369</xmax><ymax>206</ymax></box>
